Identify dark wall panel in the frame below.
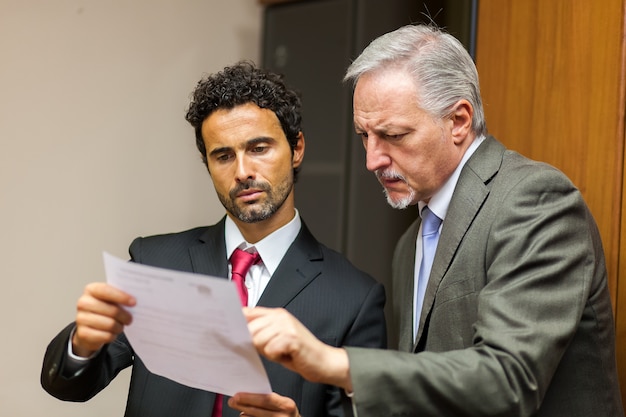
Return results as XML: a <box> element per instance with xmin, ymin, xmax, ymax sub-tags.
<box><xmin>263</xmin><ymin>0</ymin><xmax>477</xmax><ymax>346</ymax></box>
<box><xmin>263</xmin><ymin>0</ymin><xmax>355</xmax><ymax>251</ymax></box>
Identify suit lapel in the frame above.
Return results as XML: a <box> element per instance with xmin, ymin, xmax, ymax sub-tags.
<box><xmin>414</xmin><ymin>136</ymin><xmax>505</xmax><ymax>350</ymax></box>
<box><xmin>257</xmin><ymin>222</ymin><xmax>323</xmax><ymax>308</ymax></box>
<box><xmin>188</xmin><ymin>217</ymin><xmax>229</xmax><ymax>278</ymax></box>
<box><xmin>396</xmin><ymin>220</ymin><xmax>420</xmax><ymax>352</ymax></box>
<box><xmin>185</xmin><ymin>217</ymin><xmax>323</xmax><ymax>307</ymax></box>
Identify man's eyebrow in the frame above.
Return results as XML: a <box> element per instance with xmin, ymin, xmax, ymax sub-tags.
<box><xmin>248</xmin><ymin>136</ymin><xmax>277</xmax><ymax>146</ymax></box>
<box><xmin>208</xmin><ymin>136</ymin><xmax>278</xmax><ymax>157</ymax></box>
<box><xmin>208</xmin><ymin>146</ymin><xmax>232</xmax><ymax>157</ymax></box>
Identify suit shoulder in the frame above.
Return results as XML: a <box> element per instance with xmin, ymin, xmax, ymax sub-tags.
<box><xmin>131</xmin><ymin>226</ymin><xmax>211</xmax><ymax>248</ymax></box>
<box><xmin>316</xmin><ymin>243</ymin><xmax>381</xmax><ymax>287</ymax></box>
<box><xmin>475</xmin><ymin>137</ymin><xmax>577</xmax><ymax>192</ymax></box>
<box><xmin>128</xmin><ymin>224</ymin><xmax>220</xmax><ymax>265</ymax></box>
<box><xmin>501</xmin><ymin>150</ymin><xmax>577</xmax><ymax>188</ymax></box>
<box><xmin>133</xmin><ymin>225</ymin><xmax>211</xmax><ymax>245</ymax></box>
<box><xmin>296</xmin><ymin>221</ymin><xmax>381</xmax><ymax>287</ymax></box>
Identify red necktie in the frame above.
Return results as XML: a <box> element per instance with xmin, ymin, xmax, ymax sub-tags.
<box><xmin>211</xmin><ymin>248</ymin><xmax>261</xmax><ymax>417</ymax></box>
<box><xmin>229</xmin><ymin>248</ymin><xmax>261</xmax><ymax>306</ymax></box>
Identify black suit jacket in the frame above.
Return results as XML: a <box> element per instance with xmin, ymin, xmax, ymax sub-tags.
<box><xmin>41</xmin><ymin>218</ymin><xmax>387</xmax><ymax>417</ymax></box>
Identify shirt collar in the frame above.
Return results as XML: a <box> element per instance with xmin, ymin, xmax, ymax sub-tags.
<box><xmin>224</xmin><ymin>209</ymin><xmax>302</xmax><ymax>276</ymax></box>
<box><xmin>418</xmin><ymin>134</ymin><xmax>486</xmax><ymax>220</ymax></box>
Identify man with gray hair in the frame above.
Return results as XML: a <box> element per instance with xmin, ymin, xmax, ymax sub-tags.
<box><xmin>235</xmin><ymin>24</ymin><xmax>624</xmax><ymax>416</ymax></box>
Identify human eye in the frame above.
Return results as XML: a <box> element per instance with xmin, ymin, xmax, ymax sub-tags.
<box><xmin>213</xmin><ymin>151</ymin><xmax>234</xmax><ymax>163</ymax></box>
<box><xmin>250</xmin><ymin>145</ymin><xmax>268</xmax><ymax>154</ymax></box>
<box><xmin>384</xmin><ymin>132</ymin><xmax>406</xmax><ymax>141</ymax></box>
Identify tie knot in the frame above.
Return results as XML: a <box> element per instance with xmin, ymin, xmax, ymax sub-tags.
<box><xmin>421</xmin><ymin>206</ymin><xmax>442</xmax><ymax>236</ymax></box>
<box><xmin>230</xmin><ymin>248</ymin><xmax>261</xmax><ymax>277</ymax></box>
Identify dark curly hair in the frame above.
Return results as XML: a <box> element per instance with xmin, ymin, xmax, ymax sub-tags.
<box><xmin>185</xmin><ymin>61</ymin><xmax>303</xmax><ymax>181</ymax></box>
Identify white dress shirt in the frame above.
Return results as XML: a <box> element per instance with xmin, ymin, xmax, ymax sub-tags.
<box><xmin>224</xmin><ymin>209</ymin><xmax>302</xmax><ymax>307</ymax></box>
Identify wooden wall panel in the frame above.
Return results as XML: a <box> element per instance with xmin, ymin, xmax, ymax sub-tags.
<box><xmin>615</xmin><ymin>122</ymin><xmax>626</xmax><ymax>406</ymax></box>
<box><xmin>476</xmin><ymin>0</ymin><xmax>624</xmax><ymax>303</ymax></box>
<box><xmin>476</xmin><ymin>0</ymin><xmax>626</xmax><ymax>403</ymax></box>
<box><xmin>618</xmin><ymin>0</ymin><xmax>626</xmax><ymax>404</ymax></box>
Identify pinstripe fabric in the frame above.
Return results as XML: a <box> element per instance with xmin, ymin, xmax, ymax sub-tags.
<box><xmin>41</xmin><ymin>218</ymin><xmax>387</xmax><ymax>417</ymax></box>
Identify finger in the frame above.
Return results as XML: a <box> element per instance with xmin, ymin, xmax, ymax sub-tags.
<box><xmin>73</xmin><ymin>323</ymin><xmax>121</xmax><ymax>350</ymax></box>
<box><xmin>230</xmin><ymin>392</ymin><xmax>279</xmax><ymax>410</ymax></box>
<box><xmin>85</xmin><ymin>282</ymin><xmax>136</xmax><ymax>306</ymax></box>
<box><xmin>246</xmin><ymin>308</ymin><xmax>294</xmax><ymax>338</ymax></box>
<box><xmin>247</xmin><ymin>321</ymin><xmax>288</xmax><ymax>359</ymax></box>
<box><xmin>229</xmin><ymin>392</ymin><xmax>298</xmax><ymax>416</ymax></box>
<box><xmin>75</xmin><ymin>309</ymin><xmax>127</xmax><ymax>334</ymax></box>
<box><xmin>244</xmin><ymin>310</ymin><xmax>302</xmax><ymax>364</ymax></box>
<box><xmin>76</xmin><ymin>293</ymin><xmax>133</xmax><ymax>326</ymax></box>
<box><xmin>243</xmin><ymin>306</ymin><xmax>271</xmax><ymax>322</ymax></box>
<box><xmin>72</xmin><ymin>313</ymin><xmax>125</xmax><ymax>357</ymax></box>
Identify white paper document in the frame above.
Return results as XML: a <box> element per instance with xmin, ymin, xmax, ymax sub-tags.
<box><xmin>103</xmin><ymin>252</ymin><xmax>272</xmax><ymax>396</ymax></box>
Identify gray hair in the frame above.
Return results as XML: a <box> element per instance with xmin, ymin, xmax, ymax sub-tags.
<box><xmin>344</xmin><ymin>24</ymin><xmax>486</xmax><ymax>136</ymax></box>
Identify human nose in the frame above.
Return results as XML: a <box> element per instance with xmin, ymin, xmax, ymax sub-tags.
<box><xmin>364</xmin><ymin>136</ymin><xmax>390</xmax><ymax>173</ymax></box>
<box><xmin>234</xmin><ymin>154</ymin><xmax>255</xmax><ymax>182</ymax></box>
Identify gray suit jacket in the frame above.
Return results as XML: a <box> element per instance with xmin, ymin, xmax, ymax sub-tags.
<box><xmin>41</xmin><ymin>218</ymin><xmax>387</xmax><ymax>417</ymax></box>
<box><xmin>346</xmin><ymin>136</ymin><xmax>623</xmax><ymax>416</ymax></box>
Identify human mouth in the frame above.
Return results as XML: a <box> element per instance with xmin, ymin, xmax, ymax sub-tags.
<box><xmin>380</xmin><ymin>177</ymin><xmax>404</xmax><ymax>188</ymax></box>
<box><xmin>376</xmin><ymin>170</ymin><xmax>406</xmax><ymax>189</ymax></box>
<box><xmin>236</xmin><ymin>188</ymin><xmax>264</xmax><ymax>203</ymax></box>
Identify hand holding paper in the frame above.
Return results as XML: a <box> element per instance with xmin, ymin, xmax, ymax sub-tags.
<box><xmin>103</xmin><ymin>252</ymin><xmax>272</xmax><ymax>396</ymax></box>
<box><xmin>72</xmin><ymin>282</ymin><xmax>136</xmax><ymax>357</ymax></box>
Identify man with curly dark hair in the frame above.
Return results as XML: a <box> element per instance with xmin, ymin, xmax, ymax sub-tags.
<box><xmin>40</xmin><ymin>61</ymin><xmax>387</xmax><ymax>417</ymax></box>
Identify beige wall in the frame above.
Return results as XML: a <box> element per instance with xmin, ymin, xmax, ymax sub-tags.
<box><xmin>0</xmin><ymin>1</ymin><xmax>262</xmax><ymax>415</ymax></box>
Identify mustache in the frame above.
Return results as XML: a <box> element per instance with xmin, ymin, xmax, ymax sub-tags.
<box><xmin>376</xmin><ymin>169</ymin><xmax>407</xmax><ymax>183</ymax></box>
<box><xmin>229</xmin><ymin>180</ymin><xmax>271</xmax><ymax>199</ymax></box>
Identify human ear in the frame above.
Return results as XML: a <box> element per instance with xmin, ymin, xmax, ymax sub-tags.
<box><xmin>450</xmin><ymin>100</ymin><xmax>473</xmax><ymax>144</ymax></box>
<box><xmin>292</xmin><ymin>132</ymin><xmax>305</xmax><ymax>168</ymax></box>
